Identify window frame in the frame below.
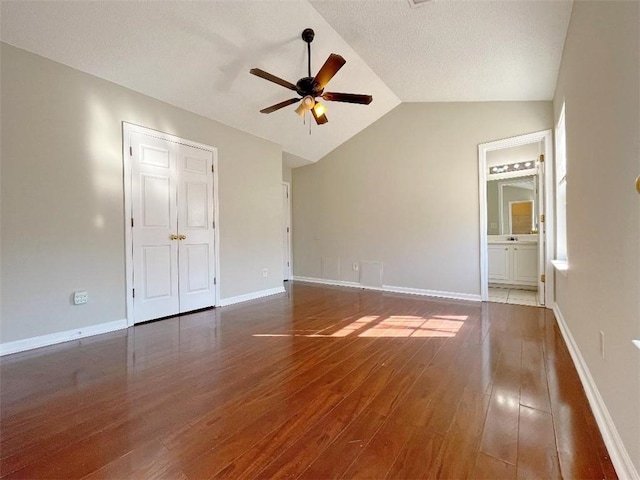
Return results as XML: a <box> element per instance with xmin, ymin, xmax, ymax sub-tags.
<box><xmin>552</xmin><ymin>103</ymin><xmax>568</xmax><ymax>275</ymax></box>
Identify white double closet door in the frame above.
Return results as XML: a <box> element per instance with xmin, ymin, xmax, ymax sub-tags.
<box><xmin>130</xmin><ymin>131</ymin><xmax>216</xmax><ymax>323</ymax></box>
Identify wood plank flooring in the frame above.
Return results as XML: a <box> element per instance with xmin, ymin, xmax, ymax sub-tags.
<box><xmin>0</xmin><ymin>282</ymin><xmax>616</xmax><ymax>479</ymax></box>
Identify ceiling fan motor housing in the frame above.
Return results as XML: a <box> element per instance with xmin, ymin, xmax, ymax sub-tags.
<box><xmin>296</xmin><ymin>77</ymin><xmax>323</xmax><ymax>98</ymax></box>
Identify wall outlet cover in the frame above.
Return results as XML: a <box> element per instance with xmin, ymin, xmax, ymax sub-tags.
<box><xmin>74</xmin><ymin>291</ymin><xmax>88</xmax><ymax>305</ymax></box>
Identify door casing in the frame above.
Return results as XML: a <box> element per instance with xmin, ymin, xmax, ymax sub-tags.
<box><xmin>282</xmin><ymin>182</ymin><xmax>292</xmax><ymax>281</ymax></box>
<box><xmin>478</xmin><ymin>129</ymin><xmax>554</xmax><ymax>307</ymax></box>
<box><xmin>123</xmin><ymin>122</ymin><xmax>221</xmax><ymax>326</ymax></box>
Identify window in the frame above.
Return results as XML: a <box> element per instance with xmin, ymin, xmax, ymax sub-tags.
<box><xmin>554</xmin><ymin>103</ymin><xmax>568</xmax><ymax>272</ymax></box>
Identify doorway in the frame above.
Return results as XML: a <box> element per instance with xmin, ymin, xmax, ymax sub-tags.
<box><xmin>282</xmin><ymin>182</ymin><xmax>292</xmax><ymax>281</ymax></box>
<box><xmin>123</xmin><ymin>123</ymin><xmax>221</xmax><ymax>325</ymax></box>
<box><xmin>478</xmin><ymin>130</ymin><xmax>554</xmax><ymax>307</ymax></box>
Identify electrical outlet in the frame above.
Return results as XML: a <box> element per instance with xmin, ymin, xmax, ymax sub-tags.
<box><xmin>262</xmin><ymin>268</ymin><xmax>268</xmax><ymax>278</ymax></box>
<box><xmin>74</xmin><ymin>291</ymin><xmax>88</xmax><ymax>305</ymax></box>
<box><xmin>599</xmin><ymin>331</ymin><xmax>605</xmax><ymax>359</ymax></box>
<box><xmin>352</xmin><ymin>262</ymin><xmax>359</xmax><ymax>272</ymax></box>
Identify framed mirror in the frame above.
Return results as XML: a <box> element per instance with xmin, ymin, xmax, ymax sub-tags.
<box><xmin>487</xmin><ymin>175</ymin><xmax>537</xmax><ymax>235</ymax></box>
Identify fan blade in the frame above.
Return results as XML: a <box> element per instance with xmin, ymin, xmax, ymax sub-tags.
<box><xmin>313</xmin><ymin>54</ymin><xmax>346</xmax><ymax>90</ymax></box>
<box><xmin>260</xmin><ymin>98</ymin><xmax>300</xmax><ymax>114</ymax></box>
<box><xmin>250</xmin><ymin>68</ymin><xmax>297</xmax><ymax>91</ymax></box>
<box><xmin>322</xmin><ymin>92</ymin><xmax>373</xmax><ymax>105</ymax></box>
<box><xmin>311</xmin><ymin>107</ymin><xmax>328</xmax><ymax>125</ymax></box>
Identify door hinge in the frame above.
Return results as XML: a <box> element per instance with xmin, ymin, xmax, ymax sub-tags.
<box><xmin>539</xmin><ymin>154</ymin><xmax>544</xmax><ymax>163</ymax></box>
<box><xmin>212</xmin><ymin>221</ymin><xmax>215</xmax><ymax>229</ymax></box>
<box><xmin>214</xmin><ymin>277</ymin><xmax>217</xmax><ymax>285</ymax></box>
<box><xmin>540</xmin><ymin>274</ymin><xmax>546</xmax><ymax>283</ymax></box>
<box><xmin>287</xmin><ymin>261</ymin><xmax>290</xmax><ymax>267</ymax></box>
<box><xmin>287</xmin><ymin>227</ymin><xmax>289</xmax><ymax>233</ymax></box>
<box><xmin>132</xmin><ymin>288</ymin><xmax>135</xmax><ymax>298</ymax></box>
<box><xmin>130</xmin><ymin>146</ymin><xmax>133</xmax><ymax>156</ymax></box>
<box><xmin>211</xmin><ymin>165</ymin><xmax>214</xmax><ymax>173</ymax></box>
<box><xmin>131</xmin><ymin>218</ymin><xmax>134</xmax><ymax>227</ymax></box>
<box><xmin>540</xmin><ymin>214</ymin><xmax>545</xmax><ymax>223</ymax></box>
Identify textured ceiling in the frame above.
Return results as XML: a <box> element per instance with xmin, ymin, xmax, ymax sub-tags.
<box><xmin>0</xmin><ymin>0</ymin><xmax>572</xmax><ymax>165</ymax></box>
<box><xmin>310</xmin><ymin>0</ymin><xmax>573</xmax><ymax>102</ymax></box>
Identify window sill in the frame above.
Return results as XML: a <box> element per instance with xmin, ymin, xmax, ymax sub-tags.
<box><xmin>551</xmin><ymin>259</ymin><xmax>569</xmax><ymax>277</ymax></box>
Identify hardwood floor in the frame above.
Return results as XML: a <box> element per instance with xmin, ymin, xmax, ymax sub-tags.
<box><xmin>0</xmin><ymin>282</ymin><xmax>616</xmax><ymax>479</ymax></box>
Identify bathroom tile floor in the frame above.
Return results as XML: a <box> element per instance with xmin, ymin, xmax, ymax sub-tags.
<box><xmin>488</xmin><ymin>287</ymin><xmax>541</xmax><ymax>307</ymax></box>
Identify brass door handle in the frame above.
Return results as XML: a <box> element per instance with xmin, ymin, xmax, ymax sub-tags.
<box><xmin>170</xmin><ymin>234</ymin><xmax>179</xmax><ymax>240</ymax></box>
<box><xmin>178</xmin><ymin>235</ymin><xmax>187</xmax><ymax>240</ymax></box>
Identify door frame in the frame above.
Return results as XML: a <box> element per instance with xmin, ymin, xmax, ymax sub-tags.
<box><xmin>122</xmin><ymin>122</ymin><xmax>221</xmax><ymax>326</ymax></box>
<box><xmin>282</xmin><ymin>181</ymin><xmax>292</xmax><ymax>281</ymax></box>
<box><xmin>478</xmin><ymin>129</ymin><xmax>554</xmax><ymax>306</ymax></box>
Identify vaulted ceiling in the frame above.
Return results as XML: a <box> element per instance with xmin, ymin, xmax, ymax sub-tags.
<box><xmin>0</xmin><ymin>0</ymin><xmax>572</xmax><ymax>165</ymax></box>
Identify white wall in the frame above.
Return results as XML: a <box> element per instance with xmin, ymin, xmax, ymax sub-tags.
<box><xmin>292</xmin><ymin>102</ymin><xmax>552</xmax><ymax>296</ymax></box>
<box><xmin>1</xmin><ymin>44</ymin><xmax>283</xmax><ymax>344</ymax></box>
<box><xmin>552</xmin><ymin>0</ymin><xmax>640</xmax><ymax>475</ymax></box>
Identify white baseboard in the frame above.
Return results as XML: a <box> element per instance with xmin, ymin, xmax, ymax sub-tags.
<box><xmin>293</xmin><ymin>276</ymin><xmax>361</xmax><ymax>289</ymax></box>
<box><xmin>553</xmin><ymin>304</ymin><xmax>639</xmax><ymax>480</ymax></box>
<box><xmin>0</xmin><ymin>319</ymin><xmax>128</xmax><ymax>356</ymax></box>
<box><xmin>218</xmin><ymin>286</ymin><xmax>286</xmax><ymax>307</ymax></box>
<box><xmin>292</xmin><ymin>276</ymin><xmax>481</xmax><ymax>302</ymax></box>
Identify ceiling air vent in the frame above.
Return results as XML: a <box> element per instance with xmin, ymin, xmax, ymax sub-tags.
<box><xmin>408</xmin><ymin>0</ymin><xmax>433</xmax><ymax>7</ymax></box>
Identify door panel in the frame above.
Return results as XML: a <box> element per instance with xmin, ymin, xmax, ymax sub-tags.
<box><xmin>142</xmin><ymin>245</ymin><xmax>173</xmax><ymax>298</ymax></box>
<box><xmin>131</xmin><ymin>133</ymin><xmax>179</xmax><ymax>322</ymax></box>
<box><xmin>177</xmin><ymin>143</ymin><xmax>215</xmax><ymax>312</ymax></box>
<box><xmin>142</xmin><ymin>175</ymin><xmax>172</xmax><ymax>227</ymax></box>
<box><xmin>186</xmin><ymin>182</ymin><xmax>208</xmax><ymax>229</ymax></box>
<box><xmin>184</xmin><ymin>244</ymin><xmax>210</xmax><ymax>292</ymax></box>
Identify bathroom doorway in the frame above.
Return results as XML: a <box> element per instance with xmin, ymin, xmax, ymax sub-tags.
<box><xmin>478</xmin><ymin>130</ymin><xmax>554</xmax><ymax>307</ymax></box>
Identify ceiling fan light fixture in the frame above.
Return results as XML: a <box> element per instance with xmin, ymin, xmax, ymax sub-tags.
<box><xmin>302</xmin><ymin>96</ymin><xmax>314</xmax><ymax>109</ymax></box>
<box><xmin>313</xmin><ymin>101</ymin><xmax>326</xmax><ymax>117</ymax></box>
<box><xmin>294</xmin><ymin>102</ymin><xmax>306</xmax><ymax>117</ymax></box>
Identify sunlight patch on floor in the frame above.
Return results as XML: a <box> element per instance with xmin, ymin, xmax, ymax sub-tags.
<box><xmin>253</xmin><ymin>314</ymin><xmax>468</xmax><ymax>339</ymax></box>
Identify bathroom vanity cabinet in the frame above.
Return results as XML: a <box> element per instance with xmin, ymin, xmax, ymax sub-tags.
<box><xmin>488</xmin><ymin>242</ymin><xmax>537</xmax><ymax>287</ymax></box>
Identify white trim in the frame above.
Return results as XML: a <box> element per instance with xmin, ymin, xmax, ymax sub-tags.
<box><xmin>551</xmin><ymin>259</ymin><xmax>569</xmax><ymax>277</ymax></box>
<box><xmin>632</xmin><ymin>340</ymin><xmax>640</xmax><ymax>351</ymax></box>
<box><xmin>218</xmin><ymin>287</ymin><xmax>286</xmax><ymax>307</ymax></box>
<box><xmin>282</xmin><ymin>181</ymin><xmax>293</xmax><ymax>281</ymax></box>
<box><xmin>478</xmin><ymin>130</ymin><xmax>554</xmax><ymax>306</ymax></box>
<box><xmin>292</xmin><ymin>276</ymin><xmax>481</xmax><ymax>302</ymax></box>
<box><xmin>553</xmin><ymin>304</ymin><xmax>639</xmax><ymax>480</ymax></box>
<box><xmin>122</xmin><ymin>122</ymin><xmax>221</xmax><ymax>326</ymax></box>
<box><xmin>294</xmin><ymin>276</ymin><xmax>361</xmax><ymax>289</ymax></box>
<box><xmin>0</xmin><ymin>319</ymin><xmax>128</xmax><ymax>356</ymax></box>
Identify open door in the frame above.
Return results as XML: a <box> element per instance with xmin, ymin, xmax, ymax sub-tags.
<box><xmin>536</xmin><ymin>143</ymin><xmax>546</xmax><ymax>305</ymax></box>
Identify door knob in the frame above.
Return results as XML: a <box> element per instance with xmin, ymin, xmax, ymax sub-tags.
<box><xmin>178</xmin><ymin>235</ymin><xmax>187</xmax><ymax>240</ymax></box>
<box><xmin>170</xmin><ymin>234</ymin><xmax>179</xmax><ymax>240</ymax></box>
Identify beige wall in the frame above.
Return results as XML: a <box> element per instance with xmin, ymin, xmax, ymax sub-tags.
<box><xmin>553</xmin><ymin>0</ymin><xmax>640</xmax><ymax>473</ymax></box>
<box><xmin>292</xmin><ymin>102</ymin><xmax>552</xmax><ymax>295</ymax></box>
<box><xmin>1</xmin><ymin>44</ymin><xmax>283</xmax><ymax>344</ymax></box>
<box><xmin>282</xmin><ymin>164</ymin><xmax>292</xmax><ymax>184</ymax></box>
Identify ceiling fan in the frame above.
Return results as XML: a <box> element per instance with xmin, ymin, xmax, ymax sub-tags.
<box><xmin>249</xmin><ymin>28</ymin><xmax>373</xmax><ymax>125</ymax></box>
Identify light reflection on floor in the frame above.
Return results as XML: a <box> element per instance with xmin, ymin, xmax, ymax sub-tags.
<box><xmin>253</xmin><ymin>314</ymin><xmax>468</xmax><ymax>339</ymax></box>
